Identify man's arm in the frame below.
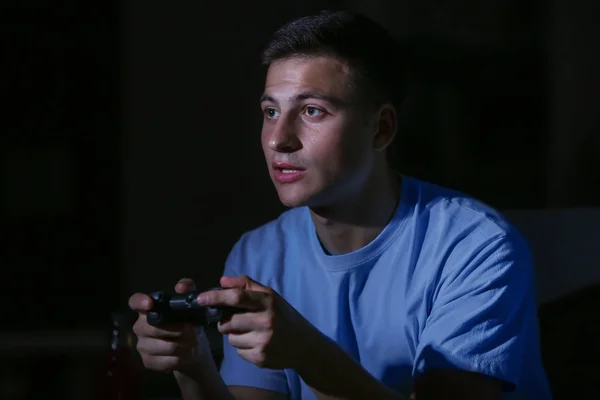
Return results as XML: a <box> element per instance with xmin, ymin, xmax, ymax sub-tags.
<box><xmin>413</xmin><ymin>369</ymin><xmax>502</xmax><ymax>400</ymax></box>
<box><xmin>296</xmin><ymin>331</ymin><xmax>502</xmax><ymax>400</ymax></box>
<box><xmin>176</xmin><ymin>370</ymin><xmax>287</xmax><ymax>400</ymax></box>
<box><xmin>176</xmin><ymin>369</ymin><xmax>286</xmax><ymax>400</ymax></box>
<box><xmin>174</xmin><ymin>327</ymin><xmax>287</xmax><ymax>400</ymax></box>
<box><xmin>173</xmin><ymin>328</ymin><xmax>234</xmax><ymax>400</ymax></box>
<box><xmin>228</xmin><ymin>387</ymin><xmax>288</xmax><ymax>400</ymax></box>
<box><xmin>297</xmin><ymin>331</ymin><xmax>407</xmax><ymax>400</ymax></box>
<box><xmin>172</xmin><ymin>328</ymin><xmax>283</xmax><ymax>400</ymax></box>
<box><xmin>182</xmin><ymin>330</ymin><xmax>501</xmax><ymax>400</ymax></box>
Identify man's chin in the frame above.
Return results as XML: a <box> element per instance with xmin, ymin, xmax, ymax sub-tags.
<box><xmin>275</xmin><ymin>186</ymin><xmax>315</xmax><ymax>209</ymax></box>
<box><xmin>276</xmin><ymin>188</ymin><xmax>337</xmax><ymax>210</ymax></box>
<box><xmin>277</xmin><ymin>193</ymin><xmax>310</xmax><ymax>209</ymax></box>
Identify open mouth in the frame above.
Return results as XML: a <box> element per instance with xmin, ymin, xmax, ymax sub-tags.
<box><xmin>272</xmin><ymin>161</ymin><xmax>305</xmax><ymax>172</ymax></box>
<box><xmin>272</xmin><ymin>162</ymin><xmax>306</xmax><ymax>183</ymax></box>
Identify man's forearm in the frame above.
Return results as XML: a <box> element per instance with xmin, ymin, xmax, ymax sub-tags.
<box><xmin>296</xmin><ymin>331</ymin><xmax>408</xmax><ymax>400</ymax></box>
<box><xmin>175</xmin><ymin>331</ymin><xmax>235</xmax><ymax>400</ymax></box>
<box><xmin>174</xmin><ymin>369</ymin><xmax>205</xmax><ymax>400</ymax></box>
<box><xmin>174</xmin><ymin>361</ymin><xmax>234</xmax><ymax>400</ymax></box>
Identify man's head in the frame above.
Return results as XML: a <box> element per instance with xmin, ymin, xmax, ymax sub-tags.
<box><xmin>259</xmin><ymin>10</ymin><xmax>404</xmax><ymax>208</ymax></box>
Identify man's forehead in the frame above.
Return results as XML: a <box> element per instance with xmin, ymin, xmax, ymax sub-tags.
<box><xmin>264</xmin><ymin>57</ymin><xmax>353</xmax><ymax>99</ymax></box>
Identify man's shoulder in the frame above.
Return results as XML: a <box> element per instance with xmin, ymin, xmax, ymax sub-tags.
<box><xmin>407</xmin><ymin>176</ymin><xmax>519</xmax><ymax>239</ymax></box>
<box><xmin>406</xmin><ymin>177</ymin><xmax>533</xmax><ymax>280</ymax></box>
<box><xmin>408</xmin><ymin>177</ymin><xmax>533</xmax><ymax>291</ymax></box>
<box><xmin>405</xmin><ymin>176</ymin><xmax>532</xmax><ymax>272</ymax></box>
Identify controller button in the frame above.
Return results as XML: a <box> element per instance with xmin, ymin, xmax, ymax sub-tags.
<box><xmin>206</xmin><ymin>307</ymin><xmax>221</xmax><ymax>320</ymax></box>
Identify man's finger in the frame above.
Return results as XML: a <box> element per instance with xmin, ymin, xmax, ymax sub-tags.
<box><xmin>227</xmin><ymin>331</ymin><xmax>257</xmax><ymax>350</ymax></box>
<box><xmin>140</xmin><ymin>354</ymin><xmax>180</xmax><ymax>372</ymax></box>
<box><xmin>129</xmin><ymin>293</ymin><xmax>153</xmax><ymax>312</ymax></box>
<box><xmin>136</xmin><ymin>336</ymin><xmax>197</xmax><ymax>356</ymax></box>
<box><xmin>220</xmin><ymin>275</ymin><xmax>270</xmax><ymax>294</ymax></box>
<box><xmin>218</xmin><ymin>311</ymin><xmax>265</xmax><ymax>334</ymax></box>
<box><xmin>236</xmin><ymin>348</ymin><xmax>268</xmax><ymax>367</ymax></box>
<box><xmin>133</xmin><ymin>317</ymin><xmax>188</xmax><ymax>340</ymax></box>
<box><xmin>175</xmin><ymin>278</ymin><xmax>196</xmax><ymax>293</ymax></box>
<box><xmin>198</xmin><ymin>287</ymin><xmax>268</xmax><ymax>310</ymax></box>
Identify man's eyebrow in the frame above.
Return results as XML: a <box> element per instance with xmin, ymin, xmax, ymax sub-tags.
<box><xmin>294</xmin><ymin>91</ymin><xmax>347</xmax><ymax>106</ymax></box>
<box><xmin>259</xmin><ymin>91</ymin><xmax>347</xmax><ymax>107</ymax></box>
<box><xmin>259</xmin><ymin>93</ymin><xmax>276</xmax><ymax>104</ymax></box>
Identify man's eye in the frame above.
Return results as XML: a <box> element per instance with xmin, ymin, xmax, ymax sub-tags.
<box><xmin>265</xmin><ymin>108</ymin><xmax>280</xmax><ymax>119</ymax></box>
<box><xmin>304</xmin><ymin>106</ymin><xmax>324</xmax><ymax>117</ymax></box>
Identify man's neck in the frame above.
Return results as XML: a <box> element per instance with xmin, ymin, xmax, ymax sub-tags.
<box><xmin>309</xmin><ymin>167</ymin><xmax>401</xmax><ymax>255</ymax></box>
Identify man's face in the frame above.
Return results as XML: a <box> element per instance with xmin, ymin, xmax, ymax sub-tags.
<box><xmin>260</xmin><ymin>56</ymin><xmax>376</xmax><ymax>208</ymax></box>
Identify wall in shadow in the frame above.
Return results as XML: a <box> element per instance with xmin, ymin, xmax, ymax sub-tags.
<box><xmin>506</xmin><ymin>208</ymin><xmax>600</xmax><ymax>305</ymax></box>
<box><xmin>1</xmin><ymin>2</ymin><xmax>122</xmax><ymax>330</ymax></box>
<box><xmin>538</xmin><ymin>284</ymin><xmax>600</xmax><ymax>399</ymax></box>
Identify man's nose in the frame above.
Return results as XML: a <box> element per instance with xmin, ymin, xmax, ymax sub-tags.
<box><xmin>267</xmin><ymin>119</ymin><xmax>302</xmax><ymax>153</ymax></box>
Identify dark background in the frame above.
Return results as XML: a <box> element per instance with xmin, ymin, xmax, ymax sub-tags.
<box><xmin>1</xmin><ymin>0</ymin><xmax>599</xmax><ymax>398</ymax></box>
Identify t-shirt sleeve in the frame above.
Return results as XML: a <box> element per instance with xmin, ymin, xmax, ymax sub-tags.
<box><xmin>413</xmin><ymin>231</ymin><xmax>537</xmax><ymax>390</ymax></box>
<box><xmin>218</xmin><ymin>235</ymin><xmax>289</xmax><ymax>394</ymax></box>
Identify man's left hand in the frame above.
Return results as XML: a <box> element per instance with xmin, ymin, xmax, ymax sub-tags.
<box><xmin>197</xmin><ymin>275</ymin><xmax>317</xmax><ymax>370</ymax></box>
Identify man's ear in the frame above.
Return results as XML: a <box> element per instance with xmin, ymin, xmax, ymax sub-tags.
<box><xmin>372</xmin><ymin>103</ymin><xmax>397</xmax><ymax>152</ymax></box>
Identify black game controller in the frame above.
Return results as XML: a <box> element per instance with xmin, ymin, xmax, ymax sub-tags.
<box><xmin>146</xmin><ymin>287</ymin><xmax>241</xmax><ymax>326</ymax></box>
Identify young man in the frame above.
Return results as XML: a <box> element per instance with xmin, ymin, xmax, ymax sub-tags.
<box><xmin>129</xmin><ymin>10</ymin><xmax>552</xmax><ymax>400</ymax></box>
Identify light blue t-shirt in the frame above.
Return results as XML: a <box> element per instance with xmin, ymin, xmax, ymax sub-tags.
<box><xmin>219</xmin><ymin>176</ymin><xmax>551</xmax><ymax>399</ymax></box>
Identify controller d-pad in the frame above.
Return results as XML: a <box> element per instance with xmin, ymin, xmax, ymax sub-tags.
<box><xmin>186</xmin><ymin>293</ymin><xmax>197</xmax><ymax>305</ymax></box>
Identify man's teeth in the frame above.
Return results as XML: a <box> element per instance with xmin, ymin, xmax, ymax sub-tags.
<box><xmin>281</xmin><ymin>169</ymin><xmax>297</xmax><ymax>173</ymax></box>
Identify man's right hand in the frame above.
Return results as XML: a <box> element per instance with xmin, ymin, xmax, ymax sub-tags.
<box><xmin>129</xmin><ymin>278</ymin><xmax>203</xmax><ymax>375</ymax></box>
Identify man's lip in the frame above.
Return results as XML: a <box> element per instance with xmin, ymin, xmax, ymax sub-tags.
<box><xmin>271</xmin><ymin>161</ymin><xmax>305</xmax><ymax>171</ymax></box>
